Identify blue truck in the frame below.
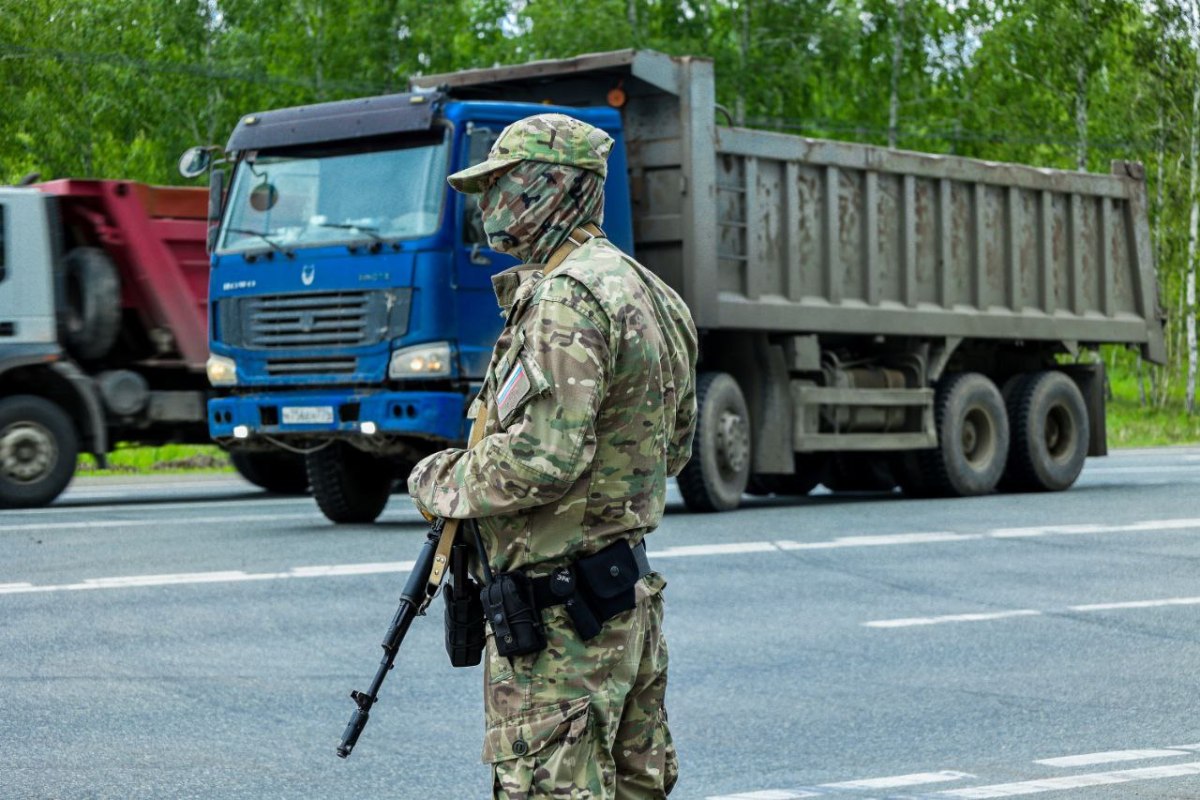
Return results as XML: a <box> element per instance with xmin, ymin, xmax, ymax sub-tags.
<box><xmin>193</xmin><ymin>50</ymin><xmax>1163</xmax><ymax>523</ymax></box>
<box><xmin>196</xmin><ymin>65</ymin><xmax>633</xmax><ymax>523</ymax></box>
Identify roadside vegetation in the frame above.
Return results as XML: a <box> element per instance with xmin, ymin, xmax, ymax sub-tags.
<box><xmin>77</xmin><ymin>444</ymin><xmax>232</xmax><ymax>475</ymax></box>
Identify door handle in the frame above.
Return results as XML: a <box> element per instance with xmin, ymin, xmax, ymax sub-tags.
<box><xmin>469</xmin><ymin>243</ymin><xmax>492</xmax><ymax>267</ymax></box>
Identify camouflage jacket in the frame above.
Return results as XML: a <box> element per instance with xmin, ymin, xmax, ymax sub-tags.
<box><xmin>407</xmin><ymin>237</ymin><xmax>698</xmax><ymax>573</ymax></box>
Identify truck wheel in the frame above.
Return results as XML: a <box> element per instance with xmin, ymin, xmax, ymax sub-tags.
<box><xmin>307</xmin><ymin>443</ymin><xmax>393</xmax><ymax>524</ymax></box>
<box><xmin>230</xmin><ymin>452</ymin><xmax>310</xmax><ymax>494</ymax></box>
<box><xmin>1004</xmin><ymin>371</ymin><xmax>1089</xmax><ymax>492</ymax></box>
<box><xmin>677</xmin><ymin>372</ymin><xmax>751</xmax><ymax>512</ymax></box>
<box><xmin>0</xmin><ymin>395</ymin><xmax>79</xmax><ymax>508</ymax></box>
<box><xmin>64</xmin><ymin>247</ymin><xmax>121</xmax><ymax>361</ymax></box>
<box><xmin>917</xmin><ymin>373</ymin><xmax>1009</xmax><ymax>497</ymax></box>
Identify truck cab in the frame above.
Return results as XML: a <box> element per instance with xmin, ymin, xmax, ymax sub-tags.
<box><xmin>205</xmin><ymin>93</ymin><xmax>632</xmax><ymax>523</ymax></box>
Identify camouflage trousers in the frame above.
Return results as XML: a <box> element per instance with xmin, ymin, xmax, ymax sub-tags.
<box><xmin>482</xmin><ymin>574</ymin><xmax>678</xmax><ymax>799</ymax></box>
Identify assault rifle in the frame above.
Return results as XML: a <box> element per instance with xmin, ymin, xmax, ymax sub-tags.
<box><xmin>336</xmin><ymin>516</ymin><xmax>462</xmax><ymax>759</ymax></box>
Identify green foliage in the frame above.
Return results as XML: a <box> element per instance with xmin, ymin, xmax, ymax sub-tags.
<box><xmin>4</xmin><ymin>0</ymin><xmax>1200</xmax><ymax>430</ymax></box>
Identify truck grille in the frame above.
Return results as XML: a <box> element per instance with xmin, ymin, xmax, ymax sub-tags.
<box><xmin>216</xmin><ymin>288</ymin><xmax>412</xmax><ymax>352</ymax></box>
<box><xmin>266</xmin><ymin>357</ymin><xmax>358</xmax><ymax>376</ymax></box>
<box><xmin>246</xmin><ymin>291</ymin><xmax>371</xmax><ymax>348</ymax></box>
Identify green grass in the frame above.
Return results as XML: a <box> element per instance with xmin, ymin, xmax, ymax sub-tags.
<box><xmin>76</xmin><ymin>443</ymin><xmax>232</xmax><ymax>475</ymax></box>
<box><xmin>1106</xmin><ymin>366</ymin><xmax>1200</xmax><ymax>448</ymax></box>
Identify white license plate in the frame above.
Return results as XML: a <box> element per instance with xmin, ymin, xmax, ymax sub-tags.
<box><xmin>281</xmin><ymin>406</ymin><xmax>335</xmax><ymax>425</ymax></box>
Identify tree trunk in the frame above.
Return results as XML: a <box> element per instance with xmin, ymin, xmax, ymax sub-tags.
<box><xmin>1074</xmin><ymin>0</ymin><xmax>1090</xmax><ymax>171</ymax></box>
<box><xmin>888</xmin><ymin>0</ymin><xmax>906</xmax><ymax>148</ymax></box>
<box><xmin>627</xmin><ymin>0</ymin><xmax>639</xmax><ymax>46</ymax></box>
<box><xmin>735</xmin><ymin>0</ymin><xmax>750</xmax><ymax>126</ymax></box>
<box><xmin>1153</xmin><ymin>106</ymin><xmax>1167</xmax><ymax>406</ymax></box>
<box><xmin>1187</xmin><ymin>0</ymin><xmax>1200</xmax><ymax>413</ymax></box>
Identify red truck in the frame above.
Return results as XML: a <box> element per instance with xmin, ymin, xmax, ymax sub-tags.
<box><xmin>0</xmin><ymin>178</ymin><xmax>306</xmax><ymax>507</ymax></box>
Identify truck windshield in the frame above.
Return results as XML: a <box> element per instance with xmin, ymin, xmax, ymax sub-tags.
<box><xmin>218</xmin><ymin>129</ymin><xmax>448</xmax><ymax>253</ymax></box>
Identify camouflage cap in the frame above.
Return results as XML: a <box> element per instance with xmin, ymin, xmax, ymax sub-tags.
<box><xmin>448</xmin><ymin>113</ymin><xmax>614</xmax><ymax>194</ymax></box>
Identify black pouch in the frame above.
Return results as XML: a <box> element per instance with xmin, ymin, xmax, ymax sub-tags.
<box><xmin>548</xmin><ymin>566</ymin><xmax>602</xmax><ymax>641</ymax></box>
<box><xmin>576</xmin><ymin>539</ymin><xmax>639</xmax><ymax>623</ymax></box>
<box><xmin>481</xmin><ymin>571</ymin><xmax>546</xmax><ymax>658</ymax></box>
<box><xmin>443</xmin><ymin>574</ymin><xmax>485</xmax><ymax>667</ymax></box>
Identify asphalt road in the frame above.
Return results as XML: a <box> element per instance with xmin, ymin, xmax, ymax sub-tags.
<box><xmin>2</xmin><ymin>449</ymin><xmax>1199</xmax><ymax>799</ymax></box>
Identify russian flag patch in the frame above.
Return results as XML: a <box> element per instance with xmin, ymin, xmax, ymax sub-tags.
<box><xmin>496</xmin><ymin>360</ymin><xmax>532</xmax><ymax>422</ymax></box>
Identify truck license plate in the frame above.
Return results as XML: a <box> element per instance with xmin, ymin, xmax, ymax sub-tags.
<box><xmin>282</xmin><ymin>406</ymin><xmax>335</xmax><ymax>425</ymax></box>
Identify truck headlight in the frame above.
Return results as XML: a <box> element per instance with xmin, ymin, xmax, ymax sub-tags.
<box><xmin>206</xmin><ymin>354</ymin><xmax>238</xmax><ymax>386</ymax></box>
<box><xmin>389</xmin><ymin>342</ymin><xmax>451</xmax><ymax>379</ymax></box>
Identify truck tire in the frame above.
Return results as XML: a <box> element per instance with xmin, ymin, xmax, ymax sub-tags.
<box><xmin>63</xmin><ymin>247</ymin><xmax>121</xmax><ymax>361</ymax></box>
<box><xmin>0</xmin><ymin>395</ymin><xmax>79</xmax><ymax>508</ymax></box>
<box><xmin>916</xmin><ymin>372</ymin><xmax>1009</xmax><ymax>497</ymax></box>
<box><xmin>231</xmin><ymin>452</ymin><xmax>310</xmax><ymax>495</ymax></box>
<box><xmin>307</xmin><ymin>443</ymin><xmax>393</xmax><ymax>524</ymax></box>
<box><xmin>1003</xmin><ymin>371</ymin><xmax>1089</xmax><ymax>492</ymax></box>
<box><xmin>677</xmin><ymin>372</ymin><xmax>751</xmax><ymax>512</ymax></box>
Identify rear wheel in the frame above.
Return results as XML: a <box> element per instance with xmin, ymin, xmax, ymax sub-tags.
<box><xmin>0</xmin><ymin>395</ymin><xmax>79</xmax><ymax>508</ymax></box>
<box><xmin>307</xmin><ymin>442</ymin><xmax>393</xmax><ymax>524</ymax></box>
<box><xmin>677</xmin><ymin>372</ymin><xmax>751</xmax><ymax>512</ymax></box>
<box><xmin>1004</xmin><ymin>371</ymin><xmax>1089</xmax><ymax>492</ymax></box>
<box><xmin>231</xmin><ymin>451</ymin><xmax>310</xmax><ymax>495</ymax></box>
<box><xmin>916</xmin><ymin>373</ymin><xmax>1009</xmax><ymax>497</ymax></box>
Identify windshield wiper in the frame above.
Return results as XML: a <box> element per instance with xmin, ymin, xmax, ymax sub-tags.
<box><xmin>223</xmin><ymin>227</ymin><xmax>287</xmax><ymax>254</ymax></box>
<box><xmin>311</xmin><ymin>222</ymin><xmax>386</xmax><ymax>244</ymax></box>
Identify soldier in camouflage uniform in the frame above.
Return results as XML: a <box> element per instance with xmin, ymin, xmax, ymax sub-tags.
<box><xmin>407</xmin><ymin>113</ymin><xmax>698</xmax><ymax>799</ymax></box>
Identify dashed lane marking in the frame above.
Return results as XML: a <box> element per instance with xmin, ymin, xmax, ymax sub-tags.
<box><xmin>865</xmin><ymin>594</ymin><xmax>1200</xmax><ymax>628</ymax></box>
<box><xmin>863</xmin><ymin>610</ymin><xmax>1043</xmax><ymax>628</ymax></box>
<box><xmin>0</xmin><ymin>513</ymin><xmax>315</xmax><ymax>533</ymax></box>
<box><xmin>705</xmin><ymin>771</ymin><xmax>974</xmax><ymax>799</ymax></box>
<box><xmin>0</xmin><ymin>561</ymin><xmax>416</xmax><ymax>594</ymax></box>
<box><xmin>934</xmin><ymin>760</ymin><xmax>1200</xmax><ymax>798</ymax></box>
<box><xmin>1033</xmin><ymin>748</ymin><xmax>1191</xmax><ymax>768</ymax></box>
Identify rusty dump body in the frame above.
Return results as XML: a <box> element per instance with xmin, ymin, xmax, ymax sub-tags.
<box><xmin>417</xmin><ymin>50</ymin><xmax>1165</xmax><ymax>503</ymax></box>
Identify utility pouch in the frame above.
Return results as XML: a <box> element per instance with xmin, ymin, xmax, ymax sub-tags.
<box><xmin>443</xmin><ymin>574</ymin><xmax>485</xmax><ymax>667</ymax></box>
<box><xmin>548</xmin><ymin>567</ymin><xmax>602</xmax><ymax>640</ymax></box>
<box><xmin>576</xmin><ymin>539</ymin><xmax>639</xmax><ymax>623</ymax></box>
<box><xmin>481</xmin><ymin>571</ymin><xmax>546</xmax><ymax>658</ymax></box>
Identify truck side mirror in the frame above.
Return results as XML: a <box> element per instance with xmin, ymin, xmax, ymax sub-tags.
<box><xmin>179</xmin><ymin>146</ymin><xmax>212</xmax><ymax>179</ymax></box>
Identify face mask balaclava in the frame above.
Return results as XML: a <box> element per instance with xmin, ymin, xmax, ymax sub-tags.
<box><xmin>478</xmin><ymin>160</ymin><xmax>605</xmax><ymax>265</ymax></box>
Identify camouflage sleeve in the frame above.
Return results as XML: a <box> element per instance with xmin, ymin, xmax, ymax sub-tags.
<box><xmin>666</xmin><ymin>374</ymin><xmax>697</xmax><ymax>477</ymax></box>
<box><xmin>665</xmin><ymin>310</ymin><xmax>698</xmax><ymax>477</ymax></box>
<box><xmin>407</xmin><ymin>295</ymin><xmax>610</xmax><ymax>519</ymax></box>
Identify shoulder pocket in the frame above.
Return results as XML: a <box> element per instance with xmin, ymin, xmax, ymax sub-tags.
<box><xmin>482</xmin><ymin>694</ymin><xmax>591</xmax><ymax>764</ymax></box>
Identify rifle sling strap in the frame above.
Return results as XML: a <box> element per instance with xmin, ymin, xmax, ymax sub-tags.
<box><xmin>428</xmin><ymin>398</ymin><xmax>490</xmax><ymax>590</ymax></box>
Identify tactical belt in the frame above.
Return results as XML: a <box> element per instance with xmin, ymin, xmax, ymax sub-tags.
<box><xmin>526</xmin><ymin>539</ymin><xmax>652</xmax><ymax>640</ymax></box>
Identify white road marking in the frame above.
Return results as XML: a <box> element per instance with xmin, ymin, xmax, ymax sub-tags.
<box><xmin>1070</xmin><ymin>596</ymin><xmax>1200</xmax><ymax>611</ymax></box>
<box><xmin>0</xmin><ymin>513</ymin><xmax>316</xmax><ymax>533</ymax></box>
<box><xmin>706</xmin><ymin>791</ymin><xmax>820</xmax><ymax>799</ymax></box>
<box><xmin>864</xmin><ymin>610</ymin><xmax>1042</xmax><ymax>628</ymax></box>
<box><xmin>17</xmin><ymin>496</ymin><xmax>312</xmax><ymax>516</ymax></box>
<box><xmin>935</xmin><ymin>760</ymin><xmax>1200</xmax><ymax>798</ymax></box>
<box><xmin>778</xmin><ymin>532</ymin><xmax>982</xmax><ymax>549</ymax></box>
<box><xmin>823</xmin><ymin>770</ymin><xmax>975</xmax><ymax>789</ymax></box>
<box><xmin>705</xmin><ymin>771</ymin><xmax>975</xmax><ymax>799</ymax></box>
<box><xmin>1034</xmin><ymin>748</ymin><xmax>1189</xmax><ymax>768</ymax></box>
<box><xmin>867</xmin><ymin>593</ymin><xmax>1200</xmax><ymax>629</ymax></box>
<box><xmin>0</xmin><ymin>561</ymin><xmax>416</xmax><ymax>594</ymax></box>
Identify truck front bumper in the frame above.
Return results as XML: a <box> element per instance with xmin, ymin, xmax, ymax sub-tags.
<box><xmin>208</xmin><ymin>390</ymin><xmax>468</xmax><ymax>444</ymax></box>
